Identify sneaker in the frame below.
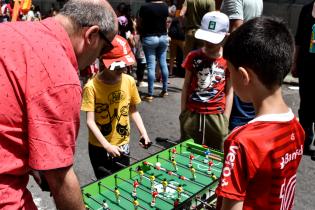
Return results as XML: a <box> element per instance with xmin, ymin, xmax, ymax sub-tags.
<box><xmin>143</xmin><ymin>95</ymin><xmax>154</xmax><ymax>102</ymax></box>
<box><xmin>138</xmin><ymin>81</ymin><xmax>148</xmax><ymax>87</ymax></box>
<box><xmin>159</xmin><ymin>91</ymin><xmax>169</xmax><ymax>97</ymax></box>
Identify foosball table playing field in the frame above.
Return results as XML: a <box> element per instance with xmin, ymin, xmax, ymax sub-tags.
<box><xmin>82</xmin><ymin>139</ymin><xmax>224</xmax><ymax>210</ymax></box>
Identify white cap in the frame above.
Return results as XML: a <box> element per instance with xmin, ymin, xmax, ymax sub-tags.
<box><xmin>195</xmin><ymin>11</ymin><xmax>229</xmax><ymax>44</ymax></box>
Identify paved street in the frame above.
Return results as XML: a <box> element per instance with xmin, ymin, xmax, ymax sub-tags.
<box><xmin>28</xmin><ymin>76</ymin><xmax>315</xmax><ymax>210</ymax></box>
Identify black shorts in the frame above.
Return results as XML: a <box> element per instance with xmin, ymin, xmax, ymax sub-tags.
<box><xmin>88</xmin><ymin>143</ymin><xmax>130</xmax><ymax>179</ymax></box>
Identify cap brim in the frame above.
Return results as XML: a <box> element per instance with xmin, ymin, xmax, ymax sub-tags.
<box><xmin>195</xmin><ymin>29</ymin><xmax>225</xmax><ymax>44</ymax></box>
<box><xmin>102</xmin><ymin>52</ymin><xmax>136</xmax><ymax>71</ymax></box>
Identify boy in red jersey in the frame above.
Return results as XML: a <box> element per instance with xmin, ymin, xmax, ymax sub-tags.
<box><xmin>215</xmin><ymin>17</ymin><xmax>305</xmax><ymax>210</ymax></box>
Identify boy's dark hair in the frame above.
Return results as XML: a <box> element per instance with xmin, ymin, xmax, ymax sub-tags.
<box><xmin>223</xmin><ymin>16</ymin><xmax>294</xmax><ymax>89</ymax></box>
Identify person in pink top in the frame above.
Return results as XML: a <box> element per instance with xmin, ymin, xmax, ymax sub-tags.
<box><xmin>0</xmin><ymin>0</ymin><xmax>117</xmax><ymax>209</ymax></box>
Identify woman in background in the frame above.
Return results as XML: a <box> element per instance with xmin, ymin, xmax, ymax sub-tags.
<box><xmin>138</xmin><ymin>0</ymin><xmax>169</xmax><ymax>101</ymax></box>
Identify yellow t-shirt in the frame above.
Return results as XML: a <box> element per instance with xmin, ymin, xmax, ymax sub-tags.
<box><xmin>81</xmin><ymin>74</ymin><xmax>141</xmax><ymax>147</ymax></box>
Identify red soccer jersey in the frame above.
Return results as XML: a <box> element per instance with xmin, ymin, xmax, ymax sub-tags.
<box><xmin>182</xmin><ymin>49</ymin><xmax>229</xmax><ymax>114</ymax></box>
<box><xmin>216</xmin><ymin>110</ymin><xmax>305</xmax><ymax>210</ymax></box>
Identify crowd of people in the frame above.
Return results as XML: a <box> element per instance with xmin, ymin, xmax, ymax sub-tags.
<box><xmin>1</xmin><ymin>1</ymin><xmax>39</xmax><ymax>22</ymax></box>
<box><xmin>0</xmin><ymin>0</ymin><xmax>314</xmax><ymax>209</ymax></box>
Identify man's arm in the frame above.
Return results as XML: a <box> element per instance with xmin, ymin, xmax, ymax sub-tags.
<box><xmin>221</xmin><ymin>197</ymin><xmax>244</xmax><ymax>210</ymax></box>
<box><xmin>229</xmin><ymin>19</ymin><xmax>243</xmax><ymax>32</ymax></box>
<box><xmin>43</xmin><ymin>166</ymin><xmax>85</xmax><ymax>210</ymax></box>
<box><xmin>220</xmin><ymin>0</ymin><xmax>244</xmax><ymax>31</ymax></box>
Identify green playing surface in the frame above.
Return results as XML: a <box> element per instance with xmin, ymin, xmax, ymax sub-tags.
<box><xmin>82</xmin><ymin>139</ymin><xmax>223</xmax><ymax>210</ymax></box>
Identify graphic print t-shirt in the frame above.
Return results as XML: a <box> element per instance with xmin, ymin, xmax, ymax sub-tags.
<box><xmin>81</xmin><ymin>74</ymin><xmax>141</xmax><ymax>147</ymax></box>
<box><xmin>182</xmin><ymin>49</ymin><xmax>229</xmax><ymax>114</ymax></box>
<box><xmin>216</xmin><ymin>110</ymin><xmax>305</xmax><ymax>210</ymax></box>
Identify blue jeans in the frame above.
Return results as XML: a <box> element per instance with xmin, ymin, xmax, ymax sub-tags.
<box><xmin>142</xmin><ymin>35</ymin><xmax>169</xmax><ymax>96</ymax></box>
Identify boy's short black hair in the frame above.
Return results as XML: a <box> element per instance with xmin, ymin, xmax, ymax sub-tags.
<box><xmin>223</xmin><ymin>16</ymin><xmax>294</xmax><ymax>89</ymax></box>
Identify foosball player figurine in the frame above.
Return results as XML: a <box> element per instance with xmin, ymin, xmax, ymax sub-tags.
<box><xmin>137</xmin><ymin>166</ymin><xmax>144</xmax><ymax>183</ymax></box>
<box><xmin>171</xmin><ymin>158</ymin><xmax>178</xmax><ymax>171</ymax></box>
<box><xmin>149</xmin><ymin>173</ymin><xmax>155</xmax><ymax>191</ymax></box>
<box><xmin>207</xmin><ymin>160</ymin><xmax>214</xmax><ymax>175</ymax></box>
<box><xmin>102</xmin><ymin>199</ymin><xmax>110</xmax><ymax>210</ymax></box>
<box><xmin>176</xmin><ymin>184</ymin><xmax>183</xmax><ymax>200</ymax></box>
<box><xmin>151</xmin><ymin>188</ymin><xmax>159</xmax><ymax>207</ymax></box>
<box><xmin>189</xmin><ymin>153</ymin><xmax>195</xmax><ymax>167</ymax></box>
<box><xmin>114</xmin><ymin>187</ymin><xmax>120</xmax><ymax>204</ymax></box>
<box><xmin>162</xmin><ymin>178</ymin><xmax>168</xmax><ymax>193</ymax></box>
<box><xmin>210</xmin><ymin>172</ymin><xmax>217</xmax><ymax>180</ymax></box>
<box><xmin>173</xmin><ymin>198</ymin><xmax>180</xmax><ymax>208</ymax></box>
<box><xmin>167</xmin><ymin>170</ymin><xmax>174</xmax><ymax>176</ymax></box>
<box><xmin>171</xmin><ymin>147</ymin><xmax>177</xmax><ymax>159</ymax></box>
<box><xmin>190</xmin><ymin>166</ymin><xmax>196</xmax><ymax>180</ymax></box>
<box><xmin>155</xmin><ymin>162</ymin><xmax>161</xmax><ymax>170</ymax></box>
<box><xmin>133</xmin><ymin>196</ymin><xmax>139</xmax><ymax>210</ymax></box>
<box><xmin>132</xmin><ymin>179</ymin><xmax>139</xmax><ymax>196</ymax></box>
<box><xmin>204</xmin><ymin>149</ymin><xmax>210</xmax><ymax>163</ymax></box>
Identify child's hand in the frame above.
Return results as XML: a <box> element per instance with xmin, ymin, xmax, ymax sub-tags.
<box><xmin>139</xmin><ymin>136</ymin><xmax>152</xmax><ymax>149</ymax></box>
<box><xmin>105</xmin><ymin>144</ymin><xmax>123</xmax><ymax>157</ymax></box>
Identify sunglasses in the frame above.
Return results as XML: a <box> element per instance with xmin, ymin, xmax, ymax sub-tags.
<box><xmin>81</xmin><ymin>24</ymin><xmax>115</xmax><ymax>54</ymax></box>
<box><xmin>99</xmin><ymin>31</ymin><xmax>114</xmax><ymax>54</ymax></box>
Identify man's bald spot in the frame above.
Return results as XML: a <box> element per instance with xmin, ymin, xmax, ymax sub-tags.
<box><xmin>72</xmin><ymin>0</ymin><xmax>118</xmax><ymax>31</ymax></box>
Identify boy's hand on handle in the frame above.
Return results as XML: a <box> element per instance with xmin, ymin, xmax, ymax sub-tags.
<box><xmin>139</xmin><ymin>135</ymin><xmax>152</xmax><ymax>149</ymax></box>
<box><xmin>105</xmin><ymin>144</ymin><xmax>122</xmax><ymax>157</ymax></box>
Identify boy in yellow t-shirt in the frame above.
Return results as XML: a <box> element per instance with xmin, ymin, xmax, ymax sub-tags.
<box><xmin>81</xmin><ymin>35</ymin><xmax>151</xmax><ymax>179</ymax></box>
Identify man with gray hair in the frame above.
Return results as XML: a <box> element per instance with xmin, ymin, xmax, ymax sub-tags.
<box><xmin>0</xmin><ymin>0</ymin><xmax>117</xmax><ymax>209</ymax></box>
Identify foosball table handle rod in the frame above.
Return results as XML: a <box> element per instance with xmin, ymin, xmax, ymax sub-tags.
<box><xmin>83</xmin><ymin>192</ymin><xmax>104</xmax><ymax>208</ymax></box>
<box><xmin>195</xmin><ymin>197</ymin><xmax>215</xmax><ymax>209</ymax></box>
<box><xmin>155</xmin><ymin>137</ymin><xmax>178</xmax><ymax>145</ymax></box>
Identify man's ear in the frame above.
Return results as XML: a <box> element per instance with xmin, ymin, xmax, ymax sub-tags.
<box><xmin>84</xmin><ymin>25</ymin><xmax>100</xmax><ymax>45</ymax></box>
<box><xmin>238</xmin><ymin>66</ymin><xmax>250</xmax><ymax>86</ymax></box>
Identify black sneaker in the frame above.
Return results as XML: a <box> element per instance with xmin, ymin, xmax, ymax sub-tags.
<box><xmin>159</xmin><ymin>91</ymin><xmax>169</xmax><ymax>97</ymax></box>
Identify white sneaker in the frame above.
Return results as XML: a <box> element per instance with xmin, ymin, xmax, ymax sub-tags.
<box><xmin>138</xmin><ymin>81</ymin><xmax>148</xmax><ymax>87</ymax></box>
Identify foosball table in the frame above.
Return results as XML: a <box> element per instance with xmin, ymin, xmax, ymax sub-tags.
<box><xmin>82</xmin><ymin>139</ymin><xmax>224</xmax><ymax>210</ymax></box>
